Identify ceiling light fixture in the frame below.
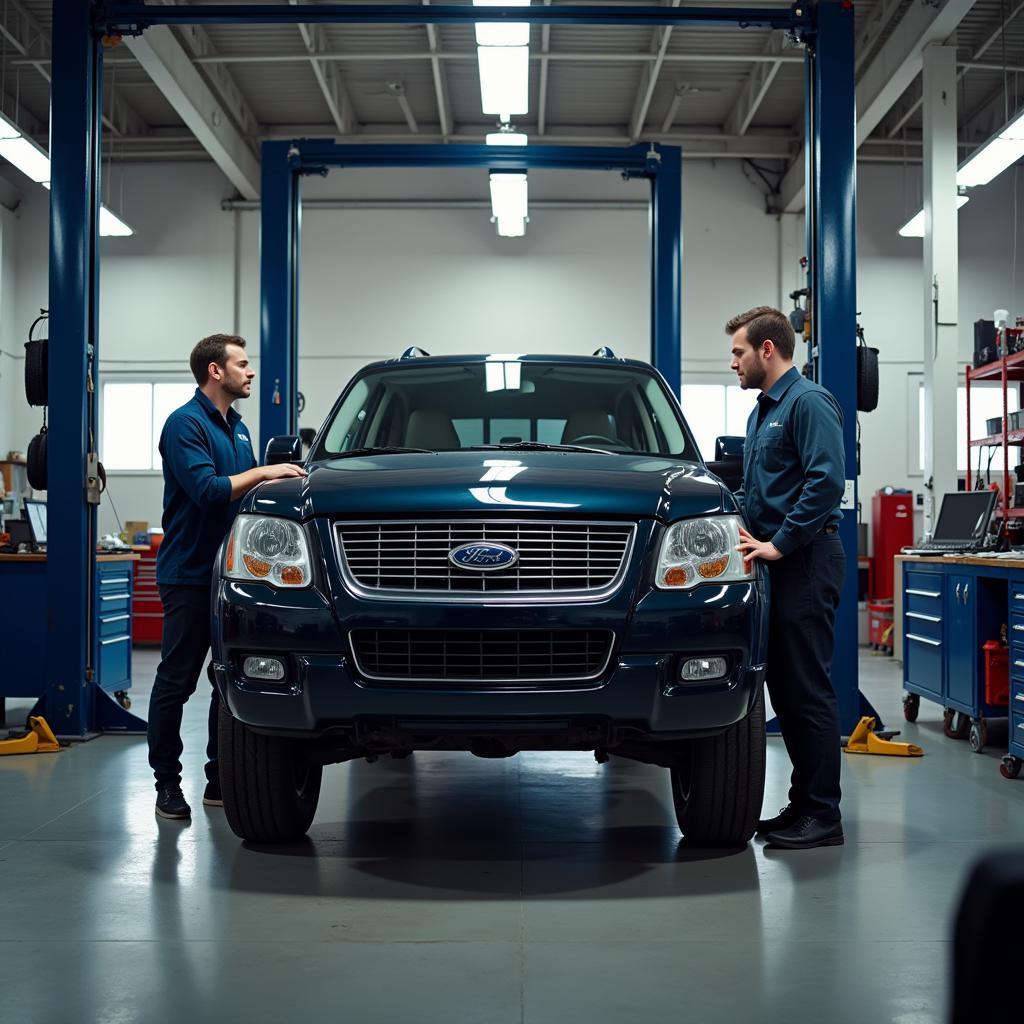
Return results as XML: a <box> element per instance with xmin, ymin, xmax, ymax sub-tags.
<box><xmin>898</xmin><ymin>194</ymin><xmax>970</xmax><ymax>238</ymax></box>
<box><xmin>0</xmin><ymin>111</ymin><xmax>133</xmax><ymax>236</ymax></box>
<box><xmin>957</xmin><ymin>109</ymin><xmax>1024</xmax><ymax>187</ymax></box>
<box><xmin>489</xmin><ymin>172</ymin><xmax>528</xmax><ymax>238</ymax></box>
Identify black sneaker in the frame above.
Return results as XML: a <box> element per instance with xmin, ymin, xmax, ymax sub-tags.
<box><xmin>764</xmin><ymin>815</ymin><xmax>844</xmax><ymax>850</ymax></box>
<box><xmin>202</xmin><ymin>779</ymin><xmax>223</xmax><ymax>807</ymax></box>
<box><xmin>155</xmin><ymin>784</ymin><xmax>191</xmax><ymax>820</ymax></box>
<box><xmin>756</xmin><ymin>804</ymin><xmax>800</xmax><ymax>836</ymax></box>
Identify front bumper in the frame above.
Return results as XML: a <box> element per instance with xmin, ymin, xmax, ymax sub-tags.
<box><xmin>211</xmin><ymin>569</ymin><xmax>769</xmax><ymax>742</ymax></box>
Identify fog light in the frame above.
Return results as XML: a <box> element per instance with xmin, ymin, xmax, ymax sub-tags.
<box><xmin>680</xmin><ymin>657</ymin><xmax>728</xmax><ymax>682</ymax></box>
<box><xmin>243</xmin><ymin>656</ymin><xmax>285</xmax><ymax>682</ymax></box>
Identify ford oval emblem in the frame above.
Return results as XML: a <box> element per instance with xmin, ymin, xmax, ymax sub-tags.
<box><xmin>448</xmin><ymin>542</ymin><xmax>519</xmax><ymax>572</ymax></box>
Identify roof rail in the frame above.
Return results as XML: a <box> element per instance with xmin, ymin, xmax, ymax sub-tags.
<box><xmin>592</xmin><ymin>346</ymin><xmax>616</xmax><ymax>358</ymax></box>
<box><xmin>400</xmin><ymin>346</ymin><xmax>431</xmax><ymax>359</ymax></box>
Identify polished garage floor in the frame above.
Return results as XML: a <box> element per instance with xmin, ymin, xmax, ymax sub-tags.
<box><xmin>1</xmin><ymin>649</ymin><xmax>1022</xmax><ymax>1024</ymax></box>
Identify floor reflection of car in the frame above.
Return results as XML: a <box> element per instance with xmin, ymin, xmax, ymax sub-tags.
<box><xmin>212</xmin><ymin>350</ymin><xmax>767</xmax><ymax>845</ymax></box>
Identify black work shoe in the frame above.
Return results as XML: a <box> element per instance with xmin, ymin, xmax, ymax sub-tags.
<box><xmin>202</xmin><ymin>779</ymin><xmax>223</xmax><ymax>807</ymax></box>
<box><xmin>155</xmin><ymin>785</ymin><xmax>191</xmax><ymax>820</ymax></box>
<box><xmin>764</xmin><ymin>815</ymin><xmax>844</xmax><ymax>850</ymax></box>
<box><xmin>756</xmin><ymin>804</ymin><xmax>800</xmax><ymax>836</ymax></box>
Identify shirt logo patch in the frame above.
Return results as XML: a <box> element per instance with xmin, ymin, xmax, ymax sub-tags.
<box><xmin>237</xmin><ymin>433</ymin><xmax>250</xmax><ymax>443</ymax></box>
<box><xmin>769</xmin><ymin>421</ymin><xmax>783</xmax><ymax>428</ymax></box>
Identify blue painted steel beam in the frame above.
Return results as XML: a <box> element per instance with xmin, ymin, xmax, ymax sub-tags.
<box><xmin>47</xmin><ymin>0</ymin><xmax>103</xmax><ymax>737</ymax></box>
<box><xmin>650</xmin><ymin>146</ymin><xmax>683</xmax><ymax>398</ymax></box>
<box><xmin>291</xmin><ymin>142</ymin><xmax>660</xmax><ymax>175</ymax></box>
<box><xmin>100</xmin><ymin>4</ymin><xmax>809</xmax><ymax>32</ymax></box>
<box><xmin>809</xmin><ymin>1</ymin><xmax>875</xmax><ymax>733</ymax></box>
<box><xmin>260</xmin><ymin>141</ymin><xmax>301</xmax><ymax>448</ymax></box>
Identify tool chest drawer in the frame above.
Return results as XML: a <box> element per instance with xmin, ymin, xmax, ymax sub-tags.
<box><xmin>903</xmin><ymin>609</ymin><xmax>943</xmax><ymax>642</ymax></box>
<box><xmin>1012</xmin><ymin>678</ymin><xmax>1024</xmax><ymax>712</ymax></box>
<box><xmin>99</xmin><ymin>633</ymin><xmax>130</xmax><ymax>688</ymax></box>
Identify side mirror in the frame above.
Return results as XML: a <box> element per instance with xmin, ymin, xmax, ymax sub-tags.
<box><xmin>264</xmin><ymin>435</ymin><xmax>302</xmax><ymax>466</ymax></box>
<box><xmin>714</xmin><ymin>435</ymin><xmax>745</xmax><ymax>461</ymax></box>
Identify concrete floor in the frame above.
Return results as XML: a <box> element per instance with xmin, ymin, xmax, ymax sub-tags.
<box><xmin>1</xmin><ymin>649</ymin><xmax>1022</xmax><ymax>1024</ymax></box>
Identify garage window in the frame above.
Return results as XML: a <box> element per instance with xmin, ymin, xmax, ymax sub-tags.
<box><xmin>101</xmin><ymin>380</ymin><xmax>196</xmax><ymax>471</ymax></box>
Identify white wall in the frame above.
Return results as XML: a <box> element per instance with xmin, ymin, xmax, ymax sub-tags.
<box><xmin>2</xmin><ymin>156</ymin><xmax>1021</xmax><ymax>540</ymax></box>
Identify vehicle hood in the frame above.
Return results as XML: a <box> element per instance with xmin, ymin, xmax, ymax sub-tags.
<box><xmin>245</xmin><ymin>451</ymin><xmax>730</xmax><ymax>522</ymax></box>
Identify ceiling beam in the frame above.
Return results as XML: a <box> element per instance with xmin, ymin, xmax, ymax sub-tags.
<box><xmin>724</xmin><ymin>32</ymin><xmax>784</xmax><ymax>137</ymax></box>
<box><xmin>423</xmin><ymin>0</ymin><xmax>452</xmax><ymax>139</ymax></box>
<box><xmin>629</xmin><ymin>0</ymin><xmax>682</xmax><ymax>142</ymax></box>
<box><xmin>886</xmin><ymin>0</ymin><xmax>1024</xmax><ymax>139</ymax></box>
<box><xmin>290</xmin><ymin>0</ymin><xmax>356</xmax><ymax>135</ymax></box>
<box><xmin>0</xmin><ymin>0</ymin><xmax>147</xmax><ymax>137</ymax></box>
<box><xmin>853</xmin><ymin>0</ymin><xmax>904</xmax><ymax>72</ymax></box>
<box><xmin>159</xmin><ymin>5</ymin><xmax>261</xmax><ymax>141</ymax></box>
<box><xmin>538</xmin><ymin>0</ymin><xmax>552</xmax><ymax>135</ymax></box>
<box><xmin>777</xmin><ymin>0</ymin><xmax>976</xmax><ymax>213</ymax></box>
<box><xmin>124</xmin><ymin>26</ymin><xmax>260</xmax><ymax>199</ymax></box>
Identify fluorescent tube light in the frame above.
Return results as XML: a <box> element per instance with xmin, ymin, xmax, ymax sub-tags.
<box><xmin>99</xmin><ymin>206</ymin><xmax>134</xmax><ymax>237</ymax></box>
<box><xmin>478</xmin><ymin>45</ymin><xmax>529</xmax><ymax>116</ymax></box>
<box><xmin>0</xmin><ymin>135</ymin><xmax>51</xmax><ymax>183</ymax></box>
<box><xmin>489</xmin><ymin>172</ymin><xmax>528</xmax><ymax>221</ymax></box>
<box><xmin>485</xmin><ymin>131</ymin><xmax>528</xmax><ymax>146</ymax></box>
<box><xmin>957</xmin><ymin>129</ymin><xmax>1024</xmax><ymax>188</ymax></box>
<box><xmin>495</xmin><ymin>216</ymin><xmax>526</xmax><ymax>237</ymax></box>
<box><xmin>473</xmin><ymin>0</ymin><xmax>530</xmax><ymax>47</ymax></box>
<box><xmin>898</xmin><ymin>194</ymin><xmax>969</xmax><ymax>238</ymax></box>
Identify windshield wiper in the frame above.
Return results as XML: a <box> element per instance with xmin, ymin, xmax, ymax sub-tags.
<box><xmin>335</xmin><ymin>446</ymin><xmax>434</xmax><ymax>458</ymax></box>
<box><xmin>466</xmin><ymin>442</ymin><xmax>614</xmax><ymax>456</ymax></box>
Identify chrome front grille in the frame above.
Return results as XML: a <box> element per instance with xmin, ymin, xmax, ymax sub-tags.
<box><xmin>335</xmin><ymin>520</ymin><xmax>636</xmax><ymax>600</ymax></box>
<box><xmin>349</xmin><ymin>628</ymin><xmax>614</xmax><ymax>685</ymax></box>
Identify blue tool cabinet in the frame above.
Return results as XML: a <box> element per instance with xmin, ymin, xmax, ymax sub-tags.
<box><xmin>0</xmin><ymin>554</ymin><xmax>139</xmax><ymax>735</ymax></box>
<box><xmin>898</xmin><ymin>555</ymin><xmax>1024</xmax><ymax>778</ymax></box>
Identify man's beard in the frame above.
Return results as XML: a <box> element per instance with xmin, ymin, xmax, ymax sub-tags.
<box><xmin>223</xmin><ymin>380</ymin><xmax>249</xmax><ymax>400</ymax></box>
<box><xmin>743</xmin><ymin>362</ymin><xmax>767</xmax><ymax>391</ymax></box>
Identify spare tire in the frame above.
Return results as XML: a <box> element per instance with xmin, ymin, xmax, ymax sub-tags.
<box><xmin>24</xmin><ymin>338</ymin><xmax>47</xmax><ymax>407</ymax></box>
<box><xmin>26</xmin><ymin>429</ymin><xmax>47</xmax><ymax>491</ymax></box>
<box><xmin>857</xmin><ymin>345</ymin><xmax>879</xmax><ymax>412</ymax></box>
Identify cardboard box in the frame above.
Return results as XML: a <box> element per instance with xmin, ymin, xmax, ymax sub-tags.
<box><xmin>124</xmin><ymin>520</ymin><xmax>149</xmax><ymax>542</ymax></box>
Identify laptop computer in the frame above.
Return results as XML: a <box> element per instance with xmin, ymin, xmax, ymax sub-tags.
<box><xmin>23</xmin><ymin>499</ymin><xmax>47</xmax><ymax>553</ymax></box>
<box><xmin>902</xmin><ymin>490</ymin><xmax>998</xmax><ymax>556</ymax></box>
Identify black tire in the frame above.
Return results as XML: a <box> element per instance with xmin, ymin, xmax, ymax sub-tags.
<box><xmin>26</xmin><ymin>430</ymin><xmax>47</xmax><ymax>491</ymax></box>
<box><xmin>218</xmin><ymin>702</ymin><xmax>322</xmax><ymax>842</ymax></box>
<box><xmin>670</xmin><ymin>688</ymin><xmax>766</xmax><ymax>846</ymax></box>
<box><xmin>24</xmin><ymin>338</ymin><xmax>47</xmax><ymax>407</ymax></box>
<box><xmin>857</xmin><ymin>345</ymin><xmax>879</xmax><ymax>413</ymax></box>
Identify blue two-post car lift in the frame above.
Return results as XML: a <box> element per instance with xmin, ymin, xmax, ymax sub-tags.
<box><xmin>46</xmin><ymin>1</ymin><xmax>873</xmax><ymax>738</ymax></box>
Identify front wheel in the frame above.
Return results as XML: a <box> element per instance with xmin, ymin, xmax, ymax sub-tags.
<box><xmin>218</xmin><ymin>703</ymin><xmax>323</xmax><ymax>843</ymax></box>
<box><xmin>670</xmin><ymin>688</ymin><xmax>766</xmax><ymax>846</ymax></box>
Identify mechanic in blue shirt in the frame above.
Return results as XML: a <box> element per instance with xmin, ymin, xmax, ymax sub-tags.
<box><xmin>727</xmin><ymin>306</ymin><xmax>846</xmax><ymax>851</ymax></box>
<box><xmin>149</xmin><ymin>334</ymin><xmax>305</xmax><ymax>820</ymax></box>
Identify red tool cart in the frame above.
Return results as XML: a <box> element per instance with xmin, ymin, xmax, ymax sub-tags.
<box><xmin>132</xmin><ymin>535</ymin><xmax>164</xmax><ymax>645</ymax></box>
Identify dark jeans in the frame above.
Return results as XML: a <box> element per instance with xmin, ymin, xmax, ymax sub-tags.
<box><xmin>148</xmin><ymin>584</ymin><xmax>218</xmax><ymax>790</ymax></box>
<box><xmin>765</xmin><ymin>532</ymin><xmax>846</xmax><ymax>823</ymax></box>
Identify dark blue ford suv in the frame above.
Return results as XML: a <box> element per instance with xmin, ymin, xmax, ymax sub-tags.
<box><xmin>212</xmin><ymin>352</ymin><xmax>768</xmax><ymax>845</ymax></box>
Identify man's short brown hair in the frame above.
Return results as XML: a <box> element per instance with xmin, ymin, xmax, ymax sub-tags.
<box><xmin>190</xmin><ymin>333</ymin><xmax>246</xmax><ymax>385</ymax></box>
<box><xmin>725</xmin><ymin>306</ymin><xmax>795</xmax><ymax>361</ymax></box>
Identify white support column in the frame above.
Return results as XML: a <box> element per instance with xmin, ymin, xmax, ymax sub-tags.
<box><xmin>921</xmin><ymin>45</ymin><xmax>959</xmax><ymax>534</ymax></box>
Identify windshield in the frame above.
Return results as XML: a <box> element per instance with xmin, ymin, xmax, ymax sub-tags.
<box><xmin>315</xmin><ymin>360</ymin><xmax>700</xmax><ymax>460</ymax></box>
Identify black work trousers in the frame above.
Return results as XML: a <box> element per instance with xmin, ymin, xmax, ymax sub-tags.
<box><xmin>765</xmin><ymin>532</ymin><xmax>846</xmax><ymax>823</ymax></box>
<box><xmin>147</xmin><ymin>584</ymin><xmax>218</xmax><ymax>790</ymax></box>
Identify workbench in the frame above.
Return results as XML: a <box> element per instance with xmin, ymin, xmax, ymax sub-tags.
<box><xmin>897</xmin><ymin>554</ymin><xmax>1024</xmax><ymax>778</ymax></box>
<box><xmin>0</xmin><ymin>553</ymin><xmax>144</xmax><ymax>736</ymax></box>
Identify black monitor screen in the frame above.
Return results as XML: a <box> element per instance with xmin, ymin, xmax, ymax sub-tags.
<box><xmin>24</xmin><ymin>500</ymin><xmax>46</xmax><ymax>545</ymax></box>
<box><xmin>932</xmin><ymin>491</ymin><xmax>997</xmax><ymax>541</ymax></box>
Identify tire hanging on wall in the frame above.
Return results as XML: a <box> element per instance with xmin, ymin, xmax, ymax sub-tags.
<box><xmin>857</xmin><ymin>344</ymin><xmax>879</xmax><ymax>413</ymax></box>
<box><xmin>26</xmin><ymin>428</ymin><xmax>47</xmax><ymax>491</ymax></box>
<box><xmin>23</xmin><ymin>310</ymin><xmax>49</xmax><ymax>407</ymax></box>
<box><xmin>24</xmin><ymin>338</ymin><xmax>47</xmax><ymax>407</ymax></box>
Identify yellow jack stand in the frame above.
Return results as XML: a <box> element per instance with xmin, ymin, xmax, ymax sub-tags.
<box><xmin>0</xmin><ymin>716</ymin><xmax>61</xmax><ymax>756</ymax></box>
<box><xmin>844</xmin><ymin>716</ymin><xmax>923</xmax><ymax>757</ymax></box>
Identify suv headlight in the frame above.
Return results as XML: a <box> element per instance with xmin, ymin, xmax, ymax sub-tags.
<box><xmin>225</xmin><ymin>515</ymin><xmax>311</xmax><ymax>588</ymax></box>
<box><xmin>655</xmin><ymin>515</ymin><xmax>753</xmax><ymax>590</ymax></box>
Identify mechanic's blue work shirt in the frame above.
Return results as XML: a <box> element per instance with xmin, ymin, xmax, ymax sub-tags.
<box><xmin>734</xmin><ymin>366</ymin><xmax>844</xmax><ymax>557</ymax></box>
<box><xmin>156</xmin><ymin>388</ymin><xmax>256</xmax><ymax>586</ymax></box>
